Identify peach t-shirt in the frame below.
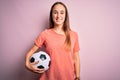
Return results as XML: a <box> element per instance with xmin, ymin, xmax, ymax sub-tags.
<box><xmin>35</xmin><ymin>29</ymin><xmax>80</xmax><ymax>80</ymax></box>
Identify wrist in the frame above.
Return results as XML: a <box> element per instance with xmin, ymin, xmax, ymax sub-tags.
<box><xmin>75</xmin><ymin>77</ymin><xmax>80</xmax><ymax>80</ymax></box>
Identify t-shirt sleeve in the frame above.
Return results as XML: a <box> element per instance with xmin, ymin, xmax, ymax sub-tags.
<box><xmin>34</xmin><ymin>31</ymin><xmax>45</xmax><ymax>48</ymax></box>
<box><xmin>73</xmin><ymin>33</ymin><xmax>80</xmax><ymax>53</ymax></box>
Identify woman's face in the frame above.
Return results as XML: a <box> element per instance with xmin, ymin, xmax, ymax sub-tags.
<box><xmin>52</xmin><ymin>4</ymin><xmax>66</xmax><ymax>26</ymax></box>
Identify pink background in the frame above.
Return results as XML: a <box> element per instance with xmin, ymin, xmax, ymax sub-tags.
<box><xmin>0</xmin><ymin>0</ymin><xmax>120</xmax><ymax>80</ymax></box>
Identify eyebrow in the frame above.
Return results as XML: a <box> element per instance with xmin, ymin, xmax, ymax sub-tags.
<box><xmin>53</xmin><ymin>9</ymin><xmax>65</xmax><ymax>12</ymax></box>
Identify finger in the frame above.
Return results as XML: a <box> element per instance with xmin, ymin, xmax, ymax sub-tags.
<box><xmin>37</xmin><ymin>70</ymin><xmax>45</xmax><ymax>73</ymax></box>
<box><xmin>34</xmin><ymin>61</ymin><xmax>39</xmax><ymax>64</ymax></box>
<box><xmin>35</xmin><ymin>68</ymin><xmax>45</xmax><ymax>73</ymax></box>
<box><xmin>37</xmin><ymin>68</ymin><xmax>45</xmax><ymax>70</ymax></box>
<box><xmin>32</xmin><ymin>66</ymin><xmax>43</xmax><ymax>71</ymax></box>
<box><xmin>31</xmin><ymin>61</ymin><xmax>39</xmax><ymax>65</ymax></box>
<box><xmin>35</xmin><ymin>69</ymin><xmax>45</xmax><ymax>73</ymax></box>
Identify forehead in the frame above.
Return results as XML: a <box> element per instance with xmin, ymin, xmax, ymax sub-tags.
<box><xmin>52</xmin><ymin>4</ymin><xmax>65</xmax><ymax>11</ymax></box>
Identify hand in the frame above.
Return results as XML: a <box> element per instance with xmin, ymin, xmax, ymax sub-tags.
<box><xmin>75</xmin><ymin>77</ymin><xmax>80</xmax><ymax>80</ymax></box>
<box><xmin>26</xmin><ymin>61</ymin><xmax>45</xmax><ymax>74</ymax></box>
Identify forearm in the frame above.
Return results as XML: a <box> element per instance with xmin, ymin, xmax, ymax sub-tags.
<box><xmin>25</xmin><ymin>44</ymin><xmax>39</xmax><ymax>67</ymax></box>
<box><xmin>74</xmin><ymin>52</ymin><xmax>80</xmax><ymax>79</ymax></box>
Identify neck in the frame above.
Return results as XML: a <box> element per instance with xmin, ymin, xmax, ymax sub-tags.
<box><xmin>53</xmin><ymin>25</ymin><xmax>65</xmax><ymax>35</ymax></box>
<box><xmin>54</xmin><ymin>24</ymin><xmax>63</xmax><ymax>31</ymax></box>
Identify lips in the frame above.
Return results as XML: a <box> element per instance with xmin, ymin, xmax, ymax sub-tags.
<box><xmin>56</xmin><ymin>20</ymin><xmax>61</xmax><ymax>22</ymax></box>
<box><xmin>56</xmin><ymin>18</ymin><xmax>63</xmax><ymax>22</ymax></box>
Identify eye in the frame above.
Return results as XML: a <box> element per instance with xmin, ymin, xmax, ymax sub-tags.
<box><xmin>53</xmin><ymin>10</ymin><xmax>57</xmax><ymax>14</ymax></box>
<box><xmin>60</xmin><ymin>11</ymin><xmax>65</xmax><ymax>14</ymax></box>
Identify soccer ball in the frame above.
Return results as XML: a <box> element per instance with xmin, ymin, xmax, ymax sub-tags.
<box><xmin>30</xmin><ymin>51</ymin><xmax>51</xmax><ymax>71</ymax></box>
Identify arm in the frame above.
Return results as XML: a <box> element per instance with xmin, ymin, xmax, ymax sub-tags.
<box><xmin>25</xmin><ymin>44</ymin><xmax>39</xmax><ymax>70</ymax></box>
<box><xmin>25</xmin><ymin>44</ymin><xmax>45</xmax><ymax>73</ymax></box>
<box><xmin>74</xmin><ymin>51</ymin><xmax>80</xmax><ymax>80</ymax></box>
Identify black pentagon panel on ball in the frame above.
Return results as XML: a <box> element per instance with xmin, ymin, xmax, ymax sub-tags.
<box><xmin>39</xmin><ymin>54</ymin><xmax>46</xmax><ymax>61</ymax></box>
<box><xmin>30</xmin><ymin>57</ymin><xmax>35</xmax><ymax>63</ymax></box>
<box><xmin>37</xmin><ymin>65</ymin><xmax>44</xmax><ymax>69</ymax></box>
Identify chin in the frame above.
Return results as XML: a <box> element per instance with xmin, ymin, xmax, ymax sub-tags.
<box><xmin>55</xmin><ymin>22</ymin><xmax>64</xmax><ymax>25</ymax></box>
<box><xmin>55</xmin><ymin>23</ymin><xmax>63</xmax><ymax>26</ymax></box>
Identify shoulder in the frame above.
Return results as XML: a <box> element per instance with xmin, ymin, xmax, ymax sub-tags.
<box><xmin>40</xmin><ymin>29</ymin><xmax>52</xmax><ymax>35</ymax></box>
<box><xmin>70</xmin><ymin>30</ymin><xmax>78</xmax><ymax>37</ymax></box>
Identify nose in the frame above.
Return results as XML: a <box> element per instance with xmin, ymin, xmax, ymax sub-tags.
<box><xmin>57</xmin><ymin>13</ymin><xmax>60</xmax><ymax>18</ymax></box>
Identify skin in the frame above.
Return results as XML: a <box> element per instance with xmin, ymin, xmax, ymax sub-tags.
<box><xmin>25</xmin><ymin>45</ymin><xmax>44</xmax><ymax>73</ymax></box>
<box><xmin>74</xmin><ymin>51</ymin><xmax>80</xmax><ymax>80</ymax></box>
<box><xmin>25</xmin><ymin>4</ymin><xmax>80</xmax><ymax>79</ymax></box>
<box><xmin>52</xmin><ymin>4</ymin><xmax>66</xmax><ymax>35</ymax></box>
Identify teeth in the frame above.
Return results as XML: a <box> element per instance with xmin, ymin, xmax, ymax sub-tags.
<box><xmin>56</xmin><ymin>19</ymin><xmax>62</xmax><ymax>20</ymax></box>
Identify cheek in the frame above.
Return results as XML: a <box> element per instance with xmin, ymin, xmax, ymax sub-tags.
<box><xmin>52</xmin><ymin>14</ymin><xmax>56</xmax><ymax>19</ymax></box>
<box><xmin>61</xmin><ymin>14</ymin><xmax>66</xmax><ymax>18</ymax></box>
<box><xmin>62</xmin><ymin>15</ymin><xmax>66</xmax><ymax>20</ymax></box>
<box><xmin>52</xmin><ymin>15</ymin><xmax>57</xmax><ymax>23</ymax></box>
<box><xmin>63</xmin><ymin>15</ymin><xmax>66</xmax><ymax>19</ymax></box>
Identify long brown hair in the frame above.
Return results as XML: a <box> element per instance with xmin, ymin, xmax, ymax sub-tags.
<box><xmin>49</xmin><ymin>2</ymin><xmax>71</xmax><ymax>50</ymax></box>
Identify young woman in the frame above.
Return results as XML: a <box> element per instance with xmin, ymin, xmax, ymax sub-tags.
<box><xmin>25</xmin><ymin>2</ymin><xmax>80</xmax><ymax>80</ymax></box>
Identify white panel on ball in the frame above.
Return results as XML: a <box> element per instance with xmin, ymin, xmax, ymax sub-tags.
<box><xmin>30</xmin><ymin>51</ymin><xmax>51</xmax><ymax>71</ymax></box>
